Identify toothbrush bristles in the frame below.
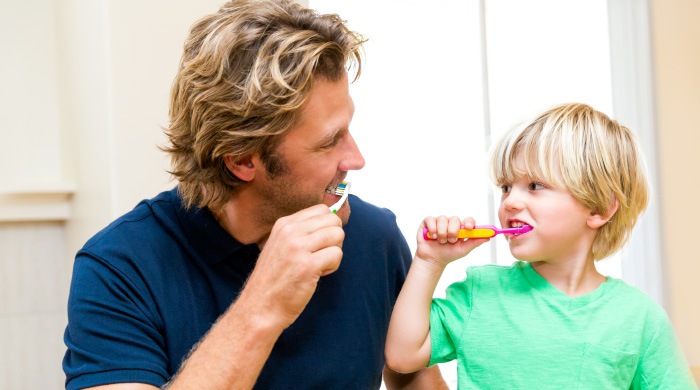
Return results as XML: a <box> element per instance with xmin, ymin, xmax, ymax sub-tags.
<box><xmin>334</xmin><ymin>181</ymin><xmax>347</xmax><ymax>195</ymax></box>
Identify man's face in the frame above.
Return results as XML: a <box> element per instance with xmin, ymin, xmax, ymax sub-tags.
<box><xmin>254</xmin><ymin>74</ymin><xmax>365</xmax><ymax>225</ymax></box>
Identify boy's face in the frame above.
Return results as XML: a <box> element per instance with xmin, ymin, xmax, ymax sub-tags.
<box><xmin>497</xmin><ymin>152</ymin><xmax>598</xmax><ymax>263</ymax></box>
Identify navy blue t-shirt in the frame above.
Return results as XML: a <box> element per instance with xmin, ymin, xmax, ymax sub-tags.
<box><xmin>63</xmin><ymin>188</ymin><xmax>411</xmax><ymax>389</ymax></box>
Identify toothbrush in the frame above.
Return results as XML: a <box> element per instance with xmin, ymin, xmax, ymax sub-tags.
<box><xmin>329</xmin><ymin>181</ymin><xmax>351</xmax><ymax>213</ymax></box>
<box><xmin>423</xmin><ymin>224</ymin><xmax>533</xmax><ymax>240</ymax></box>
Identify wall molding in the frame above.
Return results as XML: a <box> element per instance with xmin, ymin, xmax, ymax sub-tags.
<box><xmin>0</xmin><ymin>183</ymin><xmax>75</xmax><ymax>222</ymax></box>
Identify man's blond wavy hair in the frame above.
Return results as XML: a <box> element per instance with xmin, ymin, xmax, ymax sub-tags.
<box><xmin>163</xmin><ymin>0</ymin><xmax>365</xmax><ymax>210</ymax></box>
<box><xmin>490</xmin><ymin>103</ymin><xmax>650</xmax><ymax>260</ymax></box>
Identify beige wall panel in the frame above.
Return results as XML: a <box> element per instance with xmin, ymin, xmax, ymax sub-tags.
<box><xmin>650</xmin><ymin>0</ymin><xmax>700</xmax><ymax>378</ymax></box>
<box><xmin>0</xmin><ymin>223</ymin><xmax>67</xmax><ymax>314</ymax></box>
<box><xmin>0</xmin><ymin>313</ymin><xmax>67</xmax><ymax>389</ymax></box>
<box><xmin>0</xmin><ymin>222</ymin><xmax>68</xmax><ymax>388</ymax></box>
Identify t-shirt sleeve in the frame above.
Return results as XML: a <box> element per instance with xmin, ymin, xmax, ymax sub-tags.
<box><xmin>632</xmin><ymin>312</ymin><xmax>697</xmax><ymax>389</ymax></box>
<box><xmin>63</xmin><ymin>252</ymin><xmax>169</xmax><ymax>389</ymax></box>
<box><xmin>393</xmin><ymin>232</ymin><xmax>412</xmax><ymax>300</ymax></box>
<box><xmin>374</xmin><ymin>205</ymin><xmax>412</xmax><ymax>302</ymax></box>
<box><xmin>429</xmin><ymin>267</ymin><xmax>478</xmax><ymax>366</ymax></box>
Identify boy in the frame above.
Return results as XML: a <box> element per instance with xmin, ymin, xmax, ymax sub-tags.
<box><xmin>385</xmin><ymin>103</ymin><xmax>696</xmax><ymax>388</ymax></box>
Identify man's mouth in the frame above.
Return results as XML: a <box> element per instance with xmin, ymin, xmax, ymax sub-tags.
<box><xmin>325</xmin><ymin>180</ymin><xmax>346</xmax><ymax>195</ymax></box>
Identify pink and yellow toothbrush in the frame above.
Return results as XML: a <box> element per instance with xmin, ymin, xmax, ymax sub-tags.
<box><xmin>423</xmin><ymin>224</ymin><xmax>532</xmax><ymax>240</ymax></box>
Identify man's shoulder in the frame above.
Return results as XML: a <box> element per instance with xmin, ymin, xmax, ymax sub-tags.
<box><xmin>344</xmin><ymin>195</ymin><xmax>408</xmax><ymax>255</ymax></box>
<box><xmin>81</xmin><ymin>188</ymin><xmax>181</xmax><ymax>253</ymax></box>
<box><xmin>347</xmin><ymin>194</ymin><xmax>397</xmax><ymax>223</ymax></box>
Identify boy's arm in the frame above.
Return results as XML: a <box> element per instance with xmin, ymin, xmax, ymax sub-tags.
<box><xmin>385</xmin><ymin>256</ymin><xmax>449</xmax><ymax>372</ymax></box>
<box><xmin>383</xmin><ymin>364</ymin><xmax>449</xmax><ymax>389</ymax></box>
<box><xmin>385</xmin><ymin>216</ymin><xmax>489</xmax><ymax>373</ymax></box>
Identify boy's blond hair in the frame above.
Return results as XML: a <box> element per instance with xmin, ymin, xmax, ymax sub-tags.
<box><xmin>490</xmin><ymin>103</ymin><xmax>650</xmax><ymax>260</ymax></box>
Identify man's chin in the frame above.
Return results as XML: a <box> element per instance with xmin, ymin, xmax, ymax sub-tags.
<box><xmin>335</xmin><ymin>204</ymin><xmax>351</xmax><ymax>225</ymax></box>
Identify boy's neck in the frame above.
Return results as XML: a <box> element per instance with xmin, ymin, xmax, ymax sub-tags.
<box><xmin>530</xmin><ymin>258</ymin><xmax>607</xmax><ymax>298</ymax></box>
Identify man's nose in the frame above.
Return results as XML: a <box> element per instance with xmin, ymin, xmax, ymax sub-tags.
<box><xmin>339</xmin><ymin>133</ymin><xmax>365</xmax><ymax>171</ymax></box>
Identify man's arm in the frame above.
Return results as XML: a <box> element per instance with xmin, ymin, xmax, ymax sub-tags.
<box><xmin>383</xmin><ymin>365</ymin><xmax>449</xmax><ymax>390</ymax></box>
<box><xmin>82</xmin><ymin>205</ymin><xmax>344</xmax><ymax>390</ymax></box>
<box><xmin>165</xmin><ymin>205</ymin><xmax>345</xmax><ymax>389</ymax></box>
<box><xmin>163</xmin><ymin>295</ymin><xmax>286</xmax><ymax>388</ymax></box>
<box><xmin>86</xmin><ymin>385</ymin><xmax>158</xmax><ymax>390</ymax></box>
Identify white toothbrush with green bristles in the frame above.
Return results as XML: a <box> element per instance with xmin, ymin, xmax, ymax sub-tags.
<box><xmin>329</xmin><ymin>181</ymin><xmax>351</xmax><ymax>213</ymax></box>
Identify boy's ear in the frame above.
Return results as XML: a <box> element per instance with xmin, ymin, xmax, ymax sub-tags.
<box><xmin>587</xmin><ymin>198</ymin><xmax>620</xmax><ymax>229</ymax></box>
<box><xmin>224</xmin><ymin>155</ymin><xmax>256</xmax><ymax>182</ymax></box>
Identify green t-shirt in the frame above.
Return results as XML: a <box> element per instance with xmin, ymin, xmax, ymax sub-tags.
<box><xmin>430</xmin><ymin>261</ymin><xmax>696</xmax><ymax>389</ymax></box>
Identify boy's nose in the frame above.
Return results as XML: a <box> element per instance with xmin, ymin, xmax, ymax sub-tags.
<box><xmin>503</xmin><ymin>190</ymin><xmax>525</xmax><ymax>211</ymax></box>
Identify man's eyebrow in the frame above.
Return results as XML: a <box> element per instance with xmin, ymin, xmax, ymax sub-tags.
<box><xmin>319</xmin><ymin>127</ymin><xmax>345</xmax><ymax>144</ymax></box>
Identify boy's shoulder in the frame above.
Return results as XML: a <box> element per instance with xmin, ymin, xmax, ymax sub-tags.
<box><xmin>607</xmin><ymin>277</ymin><xmax>668</xmax><ymax>315</ymax></box>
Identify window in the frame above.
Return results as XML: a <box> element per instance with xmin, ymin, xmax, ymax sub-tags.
<box><xmin>309</xmin><ymin>1</ymin><xmax>658</xmax><ymax>388</ymax></box>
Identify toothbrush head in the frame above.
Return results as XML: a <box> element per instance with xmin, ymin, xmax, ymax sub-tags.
<box><xmin>334</xmin><ymin>181</ymin><xmax>348</xmax><ymax>196</ymax></box>
<box><xmin>514</xmin><ymin>224</ymin><xmax>533</xmax><ymax>235</ymax></box>
<box><xmin>329</xmin><ymin>181</ymin><xmax>351</xmax><ymax>213</ymax></box>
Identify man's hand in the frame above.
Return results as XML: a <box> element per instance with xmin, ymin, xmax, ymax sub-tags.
<box><xmin>243</xmin><ymin>204</ymin><xmax>345</xmax><ymax>329</ymax></box>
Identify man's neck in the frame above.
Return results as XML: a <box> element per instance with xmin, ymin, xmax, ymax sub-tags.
<box><xmin>212</xmin><ymin>194</ymin><xmax>271</xmax><ymax>248</ymax></box>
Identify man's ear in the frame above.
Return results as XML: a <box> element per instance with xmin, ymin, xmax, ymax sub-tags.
<box><xmin>587</xmin><ymin>198</ymin><xmax>620</xmax><ymax>229</ymax></box>
<box><xmin>224</xmin><ymin>155</ymin><xmax>255</xmax><ymax>182</ymax></box>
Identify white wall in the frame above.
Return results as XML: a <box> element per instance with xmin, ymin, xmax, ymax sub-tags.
<box><xmin>310</xmin><ymin>1</ymin><xmax>494</xmax><ymax>297</ymax></box>
<box><xmin>0</xmin><ymin>0</ymin><xmax>63</xmax><ymax>187</ymax></box>
<box><xmin>58</xmin><ymin>0</ymin><xmax>223</xmax><ymax>258</ymax></box>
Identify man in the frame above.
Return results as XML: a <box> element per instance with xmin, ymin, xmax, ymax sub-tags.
<box><xmin>63</xmin><ymin>0</ymin><xmax>446</xmax><ymax>388</ymax></box>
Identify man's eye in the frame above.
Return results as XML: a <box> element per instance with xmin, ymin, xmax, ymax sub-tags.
<box><xmin>324</xmin><ymin>140</ymin><xmax>339</xmax><ymax>148</ymax></box>
<box><xmin>528</xmin><ymin>182</ymin><xmax>545</xmax><ymax>190</ymax></box>
<box><xmin>321</xmin><ymin>136</ymin><xmax>341</xmax><ymax>149</ymax></box>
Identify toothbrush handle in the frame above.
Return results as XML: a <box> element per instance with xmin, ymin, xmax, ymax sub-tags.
<box><xmin>423</xmin><ymin>226</ymin><xmax>496</xmax><ymax>240</ymax></box>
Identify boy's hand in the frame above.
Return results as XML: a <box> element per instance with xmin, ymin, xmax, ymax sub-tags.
<box><xmin>415</xmin><ymin>215</ymin><xmax>490</xmax><ymax>267</ymax></box>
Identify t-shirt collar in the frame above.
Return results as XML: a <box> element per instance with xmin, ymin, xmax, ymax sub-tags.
<box><xmin>518</xmin><ymin>260</ymin><xmax>619</xmax><ymax>310</ymax></box>
<box><xmin>172</xmin><ymin>188</ymin><xmax>260</xmax><ymax>265</ymax></box>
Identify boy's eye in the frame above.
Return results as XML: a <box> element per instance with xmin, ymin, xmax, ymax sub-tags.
<box><xmin>500</xmin><ymin>184</ymin><xmax>511</xmax><ymax>193</ymax></box>
<box><xmin>528</xmin><ymin>182</ymin><xmax>545</xmax><ymax>191</ymax></box>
